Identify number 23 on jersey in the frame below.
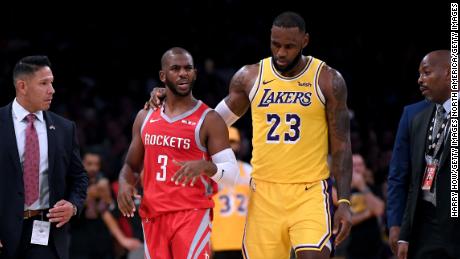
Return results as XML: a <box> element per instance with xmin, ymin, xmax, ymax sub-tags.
<box><xmin>266</xmin><ymin>113</ymin><xmax>301</xmax><ymax>143</ymax></box>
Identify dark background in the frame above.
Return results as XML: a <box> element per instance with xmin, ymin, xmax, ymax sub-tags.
<box><xmin>0</xmin><ymin>2</ymin><xmax>451</xmax><ymax>179</ymax></box>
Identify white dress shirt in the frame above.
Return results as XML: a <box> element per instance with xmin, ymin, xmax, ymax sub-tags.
<box><xmin>12</xmin><ymin>98</ymin><xmax>50</xmax><ymax>210</ymax></box>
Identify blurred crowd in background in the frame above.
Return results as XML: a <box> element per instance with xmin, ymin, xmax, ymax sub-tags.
<box><xmin>0</xmin><ymin>2</ymin><xmax>451</xmax><ymax>258</ymax></box>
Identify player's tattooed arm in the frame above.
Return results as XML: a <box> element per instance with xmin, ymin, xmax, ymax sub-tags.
<box><xmin>224</xmin><ymin>64</ymin><xmax>259</xmax><ymax>116</ymax></box>
<box><xmin>322</xmin><ymin>66</ymin><xmax>352</xmax><ymax>199</ymax></box>
<box><xmin>320</xmin><ymin>65</ymin><xmax>352</xmax><ymax>245</ymax></box>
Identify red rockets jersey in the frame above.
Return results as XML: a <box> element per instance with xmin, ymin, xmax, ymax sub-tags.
<box><xmin>139</xmin><ymin>101</ymin><xmax>218</xmax><ymax>218</ymax></box>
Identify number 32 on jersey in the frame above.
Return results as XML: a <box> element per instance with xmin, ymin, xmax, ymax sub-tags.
<box><xmin>218</xmin><ymin>193</ymin><xmax>248</xmax><ymax>216</ymax></box>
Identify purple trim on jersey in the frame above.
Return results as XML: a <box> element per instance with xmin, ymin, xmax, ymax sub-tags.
<box><xmin>294</xmin><ymin>178</ymin><xmax>333</xmax><ymax>252</ymax></box>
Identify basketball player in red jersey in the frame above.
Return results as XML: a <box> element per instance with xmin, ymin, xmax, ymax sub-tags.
<box><xmin>117</xmin><ymin>47</ymin><xmax>239</xmax><ymax>259</ymax></box>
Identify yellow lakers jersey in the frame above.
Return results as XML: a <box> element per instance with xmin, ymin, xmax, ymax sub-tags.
<box><xmin>211</xmin><ymin>161</ymin><xmax>252</xmax><ymax>251</ymax></box>
<box><xmin>249</xmin><ymin>56</ymin><xmax>329</xmax><ymax>183</ymax></box>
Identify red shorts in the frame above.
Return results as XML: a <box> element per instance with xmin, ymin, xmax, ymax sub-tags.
<box><xmin>142</xmin><ymin>208</ymin><xmax>212</xmax><ymax>259</ymax></box>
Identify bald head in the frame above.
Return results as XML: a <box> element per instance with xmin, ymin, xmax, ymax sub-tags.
<box><xmin>161</xmin><ymin>47</ymin><xmax>193</xmax><ymax>69</ymax></box>
<box><xmin>418</xmin><ymin>49</ymin><xmax>451</xmax><ymax>103</ymax></box>
<box><xmin>424</xmin><ymin>50</ymin><xmax>450</xmax><ymax>68</ymax></box>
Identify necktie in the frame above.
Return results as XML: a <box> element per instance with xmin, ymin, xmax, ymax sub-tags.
<box><xmin>432</xmin><ymin>105</ymin><xmax>446</xmax><ymax>140</ymax></box>
<box><xmin>24</xmin><ymin>114</ymin><xmax>39</xmax><ymax>206</ymax></box>
<box><xmin>427</xmin><ymin>105</ymin><xmax>446</xmax><ymax>155</ymax></box>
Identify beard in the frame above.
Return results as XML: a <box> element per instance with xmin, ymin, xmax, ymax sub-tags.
<box><xmin>165</xmin><ymin>77</ymin><xmax>194</xmax><ymax>97</ymax></box>
<box><xmin>272</xmin><ymin>51</ymin><xmax>303</xmax><ymax>73</ymax></box>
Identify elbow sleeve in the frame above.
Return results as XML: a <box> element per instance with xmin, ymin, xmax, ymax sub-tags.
<box><xmin>211</xmin><ymin>148</ymin><xmax>239</xmax><ymax>186</ymax></box>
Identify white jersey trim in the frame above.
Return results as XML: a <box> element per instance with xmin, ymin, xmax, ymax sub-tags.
<box><xmin>140</xmin><ymin>108</ymin><xmax>155</xmax><ymax>135</ymax></box>
<box><xmin>269</xmin><ymin>56</ymin><xmax>312</xmax><ymax>81</ymax></box>
<box><xmin>249</xmin><ymin>61</ymin><xmax>264</xmax><ymax>103</ymax></box>
<box><xmin>314</xmin><ymin>62</ymin><xmax>326</xmax><ymax>106</ymax></box>
<box><xmin>195</xmin><ymin>108</ymin><xmax>212</xmax><ymax>152</ymax></box>
<box><xmin>160</xmin><ymin>100</ymin><xmax>202</xmax><ymax>123</ymax></box>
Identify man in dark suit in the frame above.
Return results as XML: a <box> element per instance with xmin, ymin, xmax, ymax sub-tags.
<box><xmin>387</xmin><ymin>100</ymin><xmax>430</xmax><ymax>253</ymax></box>
<box><xmin>398</xmin><ymin>50</ymin><xmax>458</xmax><ymax>259</ymax></box>
<box><xmin>0</xmin><ymin>56</ymin><xmax>88</xmax><ymax>259</ymax></box>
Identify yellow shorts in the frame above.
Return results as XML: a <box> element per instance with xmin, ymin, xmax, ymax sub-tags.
<box><xmin>243</xmin><ymin>178</ymin><xmax>333</xmax><ymax>259</ymax></box>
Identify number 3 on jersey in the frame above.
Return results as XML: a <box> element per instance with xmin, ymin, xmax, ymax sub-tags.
<box><xmin>267</xmin><ymin>113</ymin><xmax>301</xmax><ymax>143</ymax></box>
<box><xmin>156</xmin><ymin>155</ymin><xmax>168</xmax><ymax>181</ymax></box>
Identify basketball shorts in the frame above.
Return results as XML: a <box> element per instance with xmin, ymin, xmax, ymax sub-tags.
<box><xmin>142</xmin><ymin>208</ymin><xmax>212</xmax><ymax>259</ymax></box>
<box><xmin>243</xmin><ymin>178</ymin><xmax>333</xmax><ymax>258</ymax></box>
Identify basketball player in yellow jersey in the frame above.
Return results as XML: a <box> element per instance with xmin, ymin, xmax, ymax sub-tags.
<box><xmin>149</xmin><ymin>12</ymin><xmax>352</xmax><ymax>259</ymax></box>
<box><xmin>211</xmin><ymin>127</ymin><xmax>252</xmax><ymax>259</ymax></box>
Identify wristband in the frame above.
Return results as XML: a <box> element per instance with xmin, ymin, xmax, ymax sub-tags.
<box><xmin>337</xmin><ymin>199</ymin><xmax>351</xmax><ymax>206</ymax></box>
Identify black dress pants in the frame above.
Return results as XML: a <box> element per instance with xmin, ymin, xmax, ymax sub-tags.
<box><xmin>2</xmin><ymin>213</ymin><xmax>59</xmax><ymax>259</ymax></box>
<box><xmin>409</xmin><ymin>200</ymin><xmax>457</xmax><ymax>259</ymax></box>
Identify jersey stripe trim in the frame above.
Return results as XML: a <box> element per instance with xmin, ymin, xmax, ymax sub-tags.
<box><xmin>249</xmin><ymin>61</ymin><xmax>264</xmax><ymax>103</ymax></box>
<box><xmin>314</xmin><ymin>62</ymin><xmax>326</xmax><ymax>106</ymax></box>
<box><xmin>242</xmin><ymin>221</ymin><xmax>250</xmax><ymax>259</ymax></box>
<box><xmin>195</xmin><ymin>108</ymin><xmax>212</xmax><ymax>152</ymax></box>
<box><xmin>192</xmin><ymin>231</ymin><xmax>211</xmax><ymax>259</ymax></box>
<box><xmin>160</xmin><ymin>100</ymin><xmax>203</xmax><ymax>123</ymax></box>
<box><xmin>141</xmin><ymin>108</ymin><xmax>155</xmax><ymax>134</ymax></box>
<box><xmin>293</xmin><ymin>179</ymin><xmax>332</xmax><ymax>252</ymax></box>
<box><xmin>269</xmin><ymin>56</ymin><xmax>312</xmax><ymax>81</ymax></box>
<box><xmin>186</xmin><ymin>209</ymin><xmax>211</xmax><ymax>259</ymax></box>
<box><xmin>141</xmin><ymin>222</ymin><xmax>152</xmax><ymax>259</ymax></box>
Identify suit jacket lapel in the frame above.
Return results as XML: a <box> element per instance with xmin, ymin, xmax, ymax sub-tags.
<box><xmin>44</xmin><ymin>111</ymin><xmax>56</xmax><ymax>178</ymax></box>
<box><xmin>412</xmin><ymin>104</ymin><xmax>435</xmax><ymax>184</ymax></box>
<box><xmin>1</xmin><ymin>103</ymin><xmax>23</xmax><ymax>175</ymax></box>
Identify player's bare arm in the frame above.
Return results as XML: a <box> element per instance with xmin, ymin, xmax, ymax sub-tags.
<box><xmin>172</xmin><ymin>110</ymin><xmax>238</xmax><ymax>186</ymax></box>
<box><xmin>118</xmin><ymin>109</ymin><xmax>148</xmax><ymax>217</ymax></box>
<box><xmin>319</xmin><ymin>65</ymin><xmax>353</xmax><ymax>245</ymax></box>
<box><xmin>201</xmin><ymin>111</ymin><xmax>232</xmax><ymax>156</ymax></box>
<box><xmin>224</xmin><ymin>64</ymin><xmax>259</xmax><ymax>115</ymax></box>
<box><xmin>215</xmin><ymin>64</ymin><xmax>259</xmax><ymax>125</ymax></box>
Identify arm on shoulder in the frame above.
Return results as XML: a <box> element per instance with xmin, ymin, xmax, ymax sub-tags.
<box><xmin>215</xmin><ymin>64</ymin><xmax>259</xmax><ymax>124</ymax></box>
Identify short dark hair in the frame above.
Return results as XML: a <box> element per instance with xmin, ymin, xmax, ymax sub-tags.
<box><xmin>273</xmin><ymin>11</ymin><xmax>306</xmax><ymax>32</ymax></box>
<box><xmin>161</xmin><ymin>47</ymin><xmax>193</xmax><ymax>69</ymax></box>
<box><xmin>13</xmin><ymin>55</ymin><xmax>51</xmax><ymax>82</ymax></box>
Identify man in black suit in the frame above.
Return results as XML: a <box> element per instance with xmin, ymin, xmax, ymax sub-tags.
<box><xmin>398</xmin><ymin>50</ymin><xmax>458</xmax><ymax>259</ymax></box>
<box><xmin>0</xmin><ymin>56</ymin><xmax>88</xmax><ymax>259</ymax></box>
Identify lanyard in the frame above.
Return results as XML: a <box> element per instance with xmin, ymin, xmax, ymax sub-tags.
<box><xmin>425</xmin><ymin>112</ymin><xmax>450</xmax><ymax>160</ymax></box>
